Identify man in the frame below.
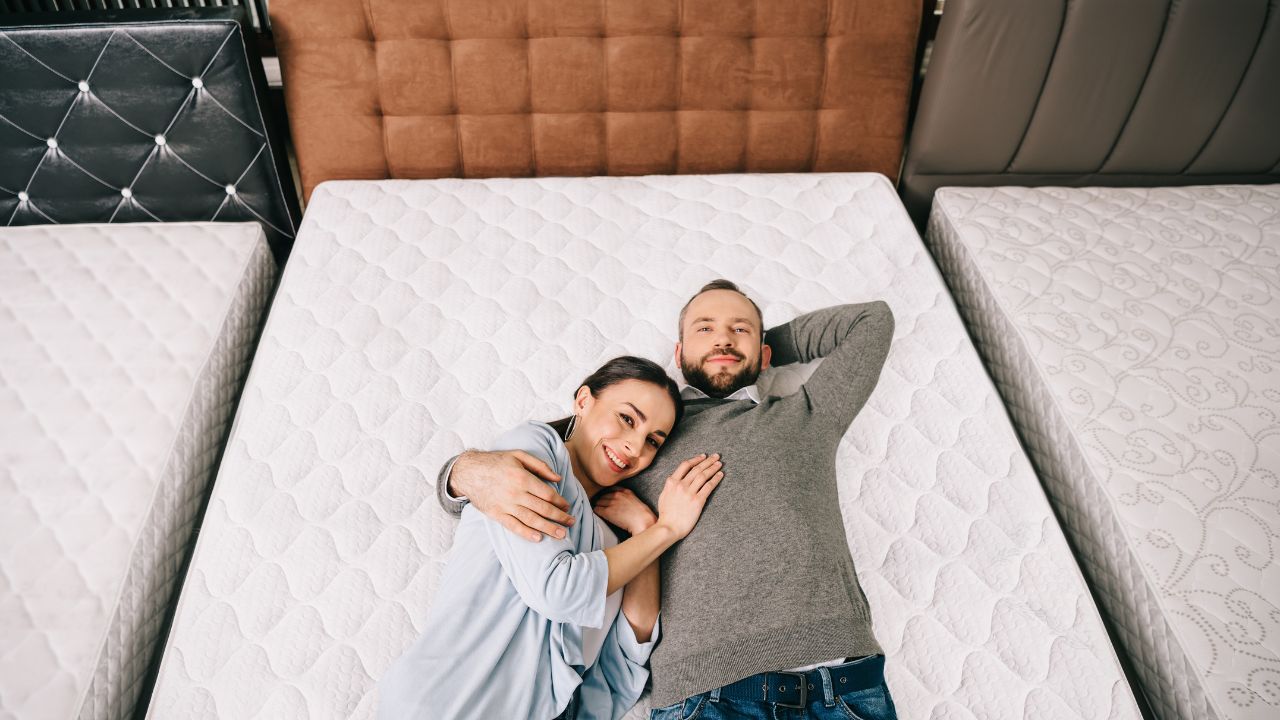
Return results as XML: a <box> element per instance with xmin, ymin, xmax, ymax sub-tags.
<box><xmin>435</xmin><ymin>280</ymin><xmax>898</xmax><ymax>719</ymax></box>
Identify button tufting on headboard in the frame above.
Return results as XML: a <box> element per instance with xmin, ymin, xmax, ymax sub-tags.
<box><xmin>0</xmin><ymin>18</ymin><xmax>299</xmax><ymax>261</ymax></box>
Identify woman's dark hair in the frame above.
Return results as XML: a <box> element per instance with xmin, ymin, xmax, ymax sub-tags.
<box><xmin>549</xmin><ymin>356</ymin><xmax>684</xmax><ymax>441</ymax></box>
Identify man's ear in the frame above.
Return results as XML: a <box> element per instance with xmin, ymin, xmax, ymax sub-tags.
<box><xmin>761</xmin><ymin>343</ymin><xmax>772</xmax><ymax>370</ymax></box>
<box><xmin>673</xmin><ymin>342</ymin><xmax>683</xmax><ymax>370</ymax></box>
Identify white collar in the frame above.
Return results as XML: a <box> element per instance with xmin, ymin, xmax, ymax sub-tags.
<box><xmin>680</xmin><ymin>383</ymin><xmax>761</xmax><ymax>404</ymax></box>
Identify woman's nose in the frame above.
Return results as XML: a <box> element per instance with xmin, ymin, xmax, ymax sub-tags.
<box><xmin>623</xmin><ymin>435</ymin><xmax>641</xmax><ymax>459</ymax></box>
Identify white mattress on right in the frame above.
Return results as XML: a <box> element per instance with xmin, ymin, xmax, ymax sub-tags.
<box><xmin>927</xmin><ymin>184</ymin><xmax>1280</xmax><ymax>720</ymax></box>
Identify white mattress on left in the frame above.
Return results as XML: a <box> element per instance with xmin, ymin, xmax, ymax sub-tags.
<box><xmin>0</xmin><ymin>222</ymin><xmax>275</xmax><ymax>719</ymax></box>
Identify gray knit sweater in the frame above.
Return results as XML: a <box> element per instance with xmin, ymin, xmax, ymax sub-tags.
<box><xmin>438</xmin><ymin>302</ymin><xmax>895</xmax><ymax>707</ymax></box>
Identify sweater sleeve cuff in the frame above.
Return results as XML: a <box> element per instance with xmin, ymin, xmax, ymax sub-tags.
<box><xmin>435</xmin><ymin>454</ymin><xmax>468</xmax><ymax>517</ymax></box>
<box><xmin>764</xmin><ymin>321</ymin><xmax>800</xmax><ymax>366</ymax></box>
<box><xmin>618</xmin><ymin>613</ymin><xmax>659</xmax><ymax>663</ymax></box>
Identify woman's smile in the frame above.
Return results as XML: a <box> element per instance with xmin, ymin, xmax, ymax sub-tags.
<box><xmin>603</xmin><ymin>445</ymin><xmax>630</xmax><ymax>473</ymax></box>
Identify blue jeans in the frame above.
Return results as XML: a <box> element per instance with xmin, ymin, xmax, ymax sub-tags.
<box><xmin>649</xmin><ymin>656</ymin><xmax>898</xmax><ymax>720</ymax></box>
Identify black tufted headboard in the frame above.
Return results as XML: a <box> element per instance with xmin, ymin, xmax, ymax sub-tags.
<box><xmin>1</xmin><ymin>1</ymin><xmax>272</xmax><ymax>32</ymax></box>
<box><xmin>0</xmin><ymin>9</ymin><xmax>299</xmax><ymax>260</ymax></box>
<box><xmin>899</xmin><ymin>0</ymin><xmax>1280</xmax><ymax>224</ymax></box>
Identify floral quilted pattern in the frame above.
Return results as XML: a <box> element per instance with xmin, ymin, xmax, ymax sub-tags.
<box><xmin>928</xmin><ymin>184</ymin><xmax>1280</xmax><ymax>720</ymax></box>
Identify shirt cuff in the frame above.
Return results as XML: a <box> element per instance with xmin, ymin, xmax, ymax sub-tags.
<box><xmin>578</xmin><ymin>549</ymin><xmax>612</xmax><ymax>629</ymax></box>
<box><xmin>617</xmin><ymin>613</ymin><xmax>660</xmax><ymax>664</ymax></box>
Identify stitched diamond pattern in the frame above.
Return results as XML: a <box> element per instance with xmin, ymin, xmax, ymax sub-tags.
<box><xmin>0</xmin><ymin>22</ymin><xmax>296</xmax><ymax>258</ymax></box>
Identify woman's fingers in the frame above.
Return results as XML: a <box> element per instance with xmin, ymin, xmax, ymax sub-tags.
<box><xmin>684</xmin><ymin>456</ymin><xmax>722</xmax><ymax>488</ymax></box>
<box><xmin>677</xmin><ymin>454</ymin><xmax>719</xmax><ymax>484</ymax></box>
<box><xmin>696</xmin><ymin>472</ymin><xmax>724</xmax><ymax>499</ymax></box>
<box><xmin>687</xmin><ymin>464</ymin><xmax>717</xmax><ymax>493</ymax></box>
<box><xmin>668</xmin><ymin>454</ymin><xmax>707</xmax><ymax>482</ymax></box>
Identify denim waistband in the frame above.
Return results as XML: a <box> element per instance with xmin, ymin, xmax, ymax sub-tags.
<box><xmin>715</xmin><ymin>654</ymin><xmax>886</xmax><ymax>709</ymax></box>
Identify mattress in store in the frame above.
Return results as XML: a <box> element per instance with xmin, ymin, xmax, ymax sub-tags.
<box><xmin>148</xmin><ymin>174</ymin><xmax>1141</xmax><ymax>719</ymax></box>
<box><xmin>1</xmin><ymin>222</ymin><xmax>275</xmax><ymax>719</ymax></box>
<box><xmin>927</xmin><ymin>184</ymin><xmax>1280</xmax><ymax>720</ymax></box>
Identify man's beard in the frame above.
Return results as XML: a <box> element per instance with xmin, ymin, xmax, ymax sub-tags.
<box><xmin>681</xmin><ymin>348</ymin><xmax>762</xmax><ymax>398</ymax></box>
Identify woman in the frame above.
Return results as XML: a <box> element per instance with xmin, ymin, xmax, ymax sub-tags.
<box><xmin>380</xmin><ymin>356</ymin><xmax>724</xmax><ymax>719</ymax></box>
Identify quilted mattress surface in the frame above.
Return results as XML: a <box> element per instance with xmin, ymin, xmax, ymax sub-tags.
<box><xmin>148</xmin><ymin>174</ymin><xmax>1141</xmax><ymax>719</ymax></box>
<box><xmin>927</xmin><ymin>185</ymin><xmax>1280</xmax><ymax>720</ymax></box>
<box><xmin>0</xmin><ymin>222</ymin><xmax>275</xmax><ymax>720</ymax></box>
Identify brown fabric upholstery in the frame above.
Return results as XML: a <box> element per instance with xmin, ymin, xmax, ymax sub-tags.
<box><xmin>272</xmin><ymin>0</ymin><xmax>921</xmax><ymax>200</ymax></box>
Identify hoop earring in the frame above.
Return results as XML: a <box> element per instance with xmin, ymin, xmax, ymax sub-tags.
<box><xmin>565</xmin><ymin>414</ymin><xmax>578</xmax><ymax>441</ymax></box>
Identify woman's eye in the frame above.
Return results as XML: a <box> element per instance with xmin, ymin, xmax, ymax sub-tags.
<box><xmin>647</xmin><ymin>438</ymin><xmax>660</xmax><ymax>449</ymax></box>
<box><xmin>620</xmin><ymin>413</ymin><xmax>634</xmax><ymax>427</ymax></box>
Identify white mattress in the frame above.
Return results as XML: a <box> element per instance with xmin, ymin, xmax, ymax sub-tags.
<box><xmin>926</xmin><ymin>184</ymin><xmax>1280</xmax><ymax>720</ymax></box>
<box><xmin>147</xmin><ymin>174</ymin><xmax>1141</xmax><ymax>719</ymax></box>
<box><xmin>0</xmin><ymin>222</ymin><xmax>275</xmax><ymax>720</ymax></box>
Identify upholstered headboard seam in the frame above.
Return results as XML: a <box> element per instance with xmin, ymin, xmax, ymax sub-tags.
<box><xmin>900</xmin><ymin>0</ymin><xmax>1280</xmax><ymax>222</ymax></box>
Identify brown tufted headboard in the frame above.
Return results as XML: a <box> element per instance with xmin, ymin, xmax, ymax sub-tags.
<box><xmin>270</xmin><ymin>0</ymin><xmax>921</xmax><ymax>201</ymax></box>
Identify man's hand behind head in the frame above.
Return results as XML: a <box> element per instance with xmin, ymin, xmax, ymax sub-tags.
<box><xmin>449</xmin><ymin>450</ymin><xmax>574</xmax><ymax>542</ymax></box>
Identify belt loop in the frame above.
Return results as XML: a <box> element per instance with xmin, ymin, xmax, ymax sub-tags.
<box><xmin>710</xmin><ymin>687</ymin><xmax>722</xmax><ymax>703</ymax></box>
<box><xmin>817</xmin><ymin>667</ymin><xmax>836</xmax><ymax>707</ymax></box>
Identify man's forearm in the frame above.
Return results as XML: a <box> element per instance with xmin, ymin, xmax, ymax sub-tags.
<box><xmin>765</xmin><ymin>302</ymin><xmax>892</xmax><ymax>367</ymax></box>
<box><xmin>769</xmin><ymin>302</ymin><xmax>895</xmax><ymax>427</ymax></box>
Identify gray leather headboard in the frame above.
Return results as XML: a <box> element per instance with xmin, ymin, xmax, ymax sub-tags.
<box><xmin>900</xmin><ymin>0</ymin><xmax>1280</xmax><ymax>223</ymax></box>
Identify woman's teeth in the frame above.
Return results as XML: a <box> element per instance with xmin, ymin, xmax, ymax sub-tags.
<box><xmin>605</xmin><ymin>447</ymin><xmax>628</xmax><ymax>470</ymax></box>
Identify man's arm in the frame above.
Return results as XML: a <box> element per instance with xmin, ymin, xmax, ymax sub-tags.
<box><xmin>765</xmin><ymin>301</ymin><xmax>895</xmax><ymax>430</ymax></box>
<box><xmin>433</xmin><ymin>448</ymin><xmax>576</xmax><ymax>542</ymax></box>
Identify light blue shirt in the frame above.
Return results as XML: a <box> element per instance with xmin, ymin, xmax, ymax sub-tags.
<box><xmin>379</xmin><ymin>421</ymin><xmax>658</xmax><ymax>720</ymax></box>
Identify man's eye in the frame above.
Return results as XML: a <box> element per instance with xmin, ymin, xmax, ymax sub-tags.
<box><xmin>734</xmin><ymin>327</ymin><xmax>748</xmax><ymax>333</ymax></box>
<box><xmin>697</xmin><ymin>327</ymin><xmax>710</xmax><ymax>332</ymax></box>
<box><xmin>620</xmin><ymin>413</ymin><xmax>634</xmax><ymax>427</ymax></box>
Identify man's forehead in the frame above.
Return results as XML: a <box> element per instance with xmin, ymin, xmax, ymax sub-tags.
<box><xmin>684</xmin><ymin>290</ymin><xmax>758</xmax><ymax>320</ymax></box>
<box><xmin>688</xmin><ymin>313</ymin><xmax>756</xmax><ymax>325</ymax></box>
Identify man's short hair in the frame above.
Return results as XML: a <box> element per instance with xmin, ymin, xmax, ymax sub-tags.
<box><xmin>678</xmin><ymin>279</ymin><xmax>764</xmax><ymax>342</ymax></box>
